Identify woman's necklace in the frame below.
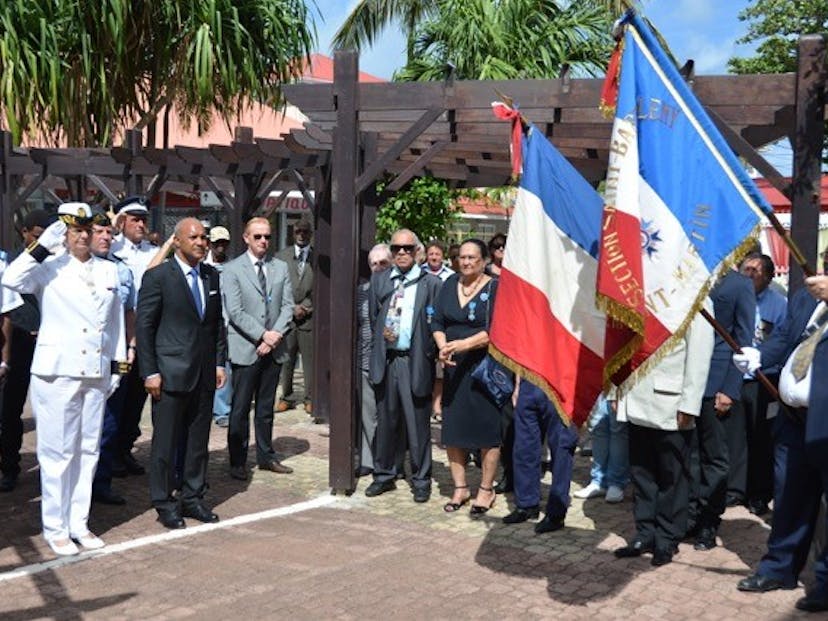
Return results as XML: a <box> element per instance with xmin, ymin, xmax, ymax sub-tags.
<box><xmin>460</xmin><ymin>275</ymin><xmax>483</xmax><ymax>297</ymax></box>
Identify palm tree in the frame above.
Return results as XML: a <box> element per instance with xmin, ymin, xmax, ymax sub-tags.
<box><xmin>394</xmin><ymin>0</ymin><xmax>615</xmax><ymax>81</ymax></box>
<box><xmin>0</xmin><ymin>0</ymin><xmax>316</xmax><ymax>146</ymax></box>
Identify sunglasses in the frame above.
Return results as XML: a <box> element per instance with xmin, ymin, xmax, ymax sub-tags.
<box><xmin>491</xmin><ymin>242</ymin><xmax>505</xmax><ymax>250</ymax></box>
<box><xmin>252</xmin><ymin>234</ymin><xmax>272</xmax><ymax>240</ymax></box>
<box><xmin>390</xmin><ymin>244</ymin><xmax>416</xmax><ymax>254</ymax></box>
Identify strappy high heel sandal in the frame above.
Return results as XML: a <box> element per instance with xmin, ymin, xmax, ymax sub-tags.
<box><xmin>443</xmin><ymin>485</ymin><xmax>471</xmax><ymax>513</ymax></box>
<box><xmin>470</xmin><ymin>485</ymin><xmax>496</xmax><ymax>517</ymax></box>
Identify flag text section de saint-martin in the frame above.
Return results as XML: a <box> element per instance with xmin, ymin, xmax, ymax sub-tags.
<box><xmin>597</xmin><ymin>11</ymin><xmax>773</xmax><ymax>388</ymax></box>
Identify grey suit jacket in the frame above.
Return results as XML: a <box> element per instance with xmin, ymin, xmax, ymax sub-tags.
<box><xmin>222</xmin><ymin>253</ymin><xmax>295</xmax><ymax>366</ymax></box>
<box><xmin>275</xmin><ymin>245</ymin><xmax>313</xmax><ymax>332</ymax></box>
<box><xmin>368</xmin><ymin>268</ymin><xmax>442</xmax><ymax>398</ymax></box>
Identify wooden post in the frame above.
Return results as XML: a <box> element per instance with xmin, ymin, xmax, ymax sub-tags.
<box><xmin>360</xmin><ymin>132</ymin><xmax>380</xmax><ymax>279</ymax></box>
<box><xmin>231</xmin><ymin>126</ymin><xmax>255</xmax><ymax>255</ymax></box>
<box><xmin>789</xmin><ymin>35</ymin><xmax>827</xmax><ymax>292</ymax></box>
<box><xmin>328</xmin><ymin>50</ymin><xmax>360</xmax><ymax>493</ymax></box>
<box><xmin>312</xmin><ymin>166</ymin><xmax>332</xmax><ymax>427</ymax></box>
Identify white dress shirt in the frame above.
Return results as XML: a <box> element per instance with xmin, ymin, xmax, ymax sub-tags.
<box><xmin>778</xmin><ymin>301</ymin><xmax>826</xmax><ymax>408</ymax></box>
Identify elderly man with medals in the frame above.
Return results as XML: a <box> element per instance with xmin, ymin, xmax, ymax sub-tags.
<box><xmin>2</xmin><ymin>203</ymin><xmax>126</xmax><ymax>556</ymax></box>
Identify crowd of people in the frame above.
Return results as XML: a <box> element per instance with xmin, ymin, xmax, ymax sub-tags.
<box><xmin>1</xmin><ymin>203</ymin><xmax>827</xmax><ymax>614</ymax></box>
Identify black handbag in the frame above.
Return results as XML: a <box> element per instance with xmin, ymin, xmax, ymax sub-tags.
<box><xmin>470</xmin><ymin>280</ymin><xmax>514</xmax><ymax>407</ymax></box>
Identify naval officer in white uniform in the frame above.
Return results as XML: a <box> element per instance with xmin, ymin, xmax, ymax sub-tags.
<box><xmin>2</xmin><ymin>203</ymin><xmax>125</xmax><ymax>556</ymax></box>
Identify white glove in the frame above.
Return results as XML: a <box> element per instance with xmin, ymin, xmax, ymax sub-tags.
<box><xmin>733</xmin><ymin>347</ymin><xmax>761</xmax><ymax>374</ymax></box>
<box><xmin>107</xmin><ymin>373</ymin><xmax>121</xmax><ymax>398</ymax></box>
<box><xmin>37</xmin><ymin>220</ymin><xmax>67</xmax><ymax>253</ymax></box>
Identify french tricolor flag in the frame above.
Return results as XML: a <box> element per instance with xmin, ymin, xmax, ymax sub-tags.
<box><xmin>488</xmin><ymin>120</ymin><xmax>606</xmax><ymax>427</ymax></box>
<box><xmin>597</xmin><ymin>11</ymin><xmax>773</xmax><ymax>389</ymax></box>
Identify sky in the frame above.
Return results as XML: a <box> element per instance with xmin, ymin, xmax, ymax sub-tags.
<box><xmin>310</xmin><ymin>0</ymin><xmax>791</xmax><ymax>173</ymax></box>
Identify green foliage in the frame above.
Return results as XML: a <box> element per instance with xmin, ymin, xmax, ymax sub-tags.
<box><xmin>0</xmin><ymin>0</ymin><xmax>316</xmax><ymax>146</ymax></box>
<box><xmin>375</xmin><ymin>176</ymin><xmax>461</xmax><ymax>242</ymax></box>
<box><xmin>728</xmin><ymin>0</ymin><xmax>828</xmax><ymax>74</ymax></box>
<box><xmin>394</xmin><ymin>0</ymin><xmax>614</xmax><ymax>81</ymax></box>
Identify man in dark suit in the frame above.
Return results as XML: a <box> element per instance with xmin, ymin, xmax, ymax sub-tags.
<box><xmin>136</xmin><ymin>218</ymin><xmax>227</xmax><ymax>529</ymax></box>
<box><xmin>734</xmin><ymin>275</ymin><xmax>828</xmax><ymax>613</ymax></box>
<box><xmin>689</xmin><ymin>269</ymin><xmax>755</xmax><ymax>550</ymax></box>
<box><xmin>364</xmin><ymin>228</ymin><xmax>442</xmax><ymax>503</ymax></box>
<box><xmin>275</xmin><ymin>218</ymin><xmax>315</xmax><ymax>416</ymax></box>
<box><xmin>222</xmin><ymin>217</ymin><xmax>295</xmax><ymax>480</ymax></box>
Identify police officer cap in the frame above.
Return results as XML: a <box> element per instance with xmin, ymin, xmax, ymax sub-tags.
<box><xmin>114</xmin><ymin>195</ymin><xmax>149</xmax><ymax>216</ymax></box>
<box><xmin>209</xmin><ymin>226</ymin><xmax>231</xmax><ymax>243</ymax></box>
<box><xmin>58</xmin><ymin>202</ymin><xmax>94</xmax><ymax>226</ymax></box>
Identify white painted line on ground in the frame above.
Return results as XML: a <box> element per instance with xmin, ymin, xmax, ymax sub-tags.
<box><xmin>0</xmin><ymin>494</ymin><xmax>340</xmax><ymax>583</ymax></box>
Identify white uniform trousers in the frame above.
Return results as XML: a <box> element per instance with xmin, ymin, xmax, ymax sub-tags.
<box><xmin>30</xmin><ymin>375</ymin><xmax>107</xmax><ymax>542</ymax></box>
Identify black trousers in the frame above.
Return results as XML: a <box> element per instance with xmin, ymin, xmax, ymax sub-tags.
<box><xmin>228</xmin><ymin>356</ymin><xmax>281</xmax><ymax>467</ymax></box>
<box><xmin>0</xmin><ymin>327</ymin><xmax>35</xmax><ymax>476</ymax></box>
<box><xmin>688</xmin><ymin>396</ymin><xmax>731</xmax><ymax>530</ymax></box>
<box><xmin>373</xmin><ymin>355</ymin><xmax>431</xmax><ymax>491</ymax></box>
<box><xmin>629</xmin><ymin>423</ymin><xmax>692</xmax><ymax>551</ymax></box>
<box><xmin>149</xmin><ymin>378</ymin><xmax>214</xmax><ymax>512</ymax></box>
<box><xmin>279</xmin><ymin>328</ymin><xmax>314</xmax><ymax>405</ymax></box>
<box><xmin>743</xmin><ymin>379</ymin><xmax>775</xmax><ymax>504</ymax></box>
<box><xmin>118</xmin><ymin>360</ymin><xmax>148</xmax><ymax>456</ymax></box>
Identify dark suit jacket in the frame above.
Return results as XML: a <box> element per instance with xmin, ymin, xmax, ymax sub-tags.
<box><xmin>760</xmin><ymin>289</ymin><xmax>828</xmax><ymax>443</ymax></box>
<box><xmin>275</xmin><ymin>245</ymin><xmax>313</xmax><ymax>332</ymax></box>
<box><xmin>368</xmin><ymin>268</ymin><xmax>442</xmax><ymax>398</ymax></box>
<box><xmin>136</xmin><ymin>259</ymin><xmax>227</xmax><ymax>393</ymax></box>
<box><xmin>704</xmin><ymin>270</ymin><xmax>756</xmax><ymax>400</ymax></box>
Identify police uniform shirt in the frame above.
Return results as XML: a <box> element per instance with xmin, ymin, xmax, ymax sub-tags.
<box><xmin>110</xmin><ymin>234</ymin><xmax>155</xmax><ymax>295</ymax></box>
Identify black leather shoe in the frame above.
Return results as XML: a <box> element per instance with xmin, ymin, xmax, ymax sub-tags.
<box><xmin>355</xmin><ymin>466</ymin><xmax>373</xmax><ymax>478</ymax></box>
<box><xmin>229</xmin><ymin>466</ymin><xmax>248</xmax><ymax>481</ymax></box>
<box><xmin>182</xmin><ymin>503</ymin><xmax>219</xmax><ymax>523</ymax></box>
<box><xmin>258</xmin><ymin>460</ymin><xmax>293</xmax><ymax>474</ymax></box>
<box><xmin>494</xmin><ymin>480</ymin><xmax>513</xmax><ymax>494</ymax></box>
<box><xmin>122</xmin><ymin>453</ymin><xmax>146</xmax><ymax>475</ymax></box>
<box><xmin>796</xmin><ymin>594</ymin><xmax>828</xmax><ymax>612</ymax></box>
<box><xmin>534</xmin><ymin>515</ymin><xmax>565</xmax><ymax>534</ymax></box>
<box><xmin>413</xmin><ymin>488</ymin><xmax>430</xmax><ymax>503</ymax></box>
<box><xmin>0</xmin><ymin>472</ymin><xmax>18</xmax><ymax>492</ymax></box>
<box><xmin>365</xmin><ymin>480</ymin><xmax>396</xmax><ymax>497</ymax></box>
<box><xmin>157</xmin><ymin>510</ymin><xmax>185</xmax><ymax>529</ymax></box>
<box><xmin>502</xmin><ymin>506</ymin><xmax>540</xmax><ymax>524</ymax></box>
<box><xmin>92</xmin><ymin>488</ymin><xmax>126</xmax><ymax>505</ymax></box>
<box><xmin>725</xmin><ymin>494</ymin><xmax>743</xmax><ymax>508</ymax></box>
<box><xmin>747</xmin><ymin>499</ymin><xmax>770</xmax><ymax>516</ymax></box>
<box><xmin>694</xmin><ymin>527</ymin><xmax>718</xmax><ymax>551</ymax></box>
<box><xmin>614</xmin><ymin>539</ymin><xmax>654</xmax><ymax>558</ymax></box>
<box><xmin>737</xmin><ymin>573</ymin><xmax>795</xmax><ymax>593</ymax></box>
<box><xmin>651</xmin><ymin>547</ymin><xmax>674</xmax><ymax>566</ymax></box>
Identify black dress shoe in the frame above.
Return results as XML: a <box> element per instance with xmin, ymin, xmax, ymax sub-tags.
<box><xmin>157</xmin><ymin>510</ymin><xmax>186</xmax><ymax>529</ymax></box>
<box><xmin>614</xmin><ymin>539</ymin><xmax>654</xmax><ymax>558</ymax></box>
<box><xmin>355</xmin><ymin>466</ymin><xmax>373</xmax><ymax>478</ymax></box>
<box><xmin>737</xmin><ymin>573</ymin><xmax>795</xmax><ymax>592</ymax></box>
<box><xmin>725</xmin><ymin>494</ymin><xmax>743</xmax><ymax>508</ymax></box>
<box><xmin>364</xmin><ymin>480</ymin><xmax>396</xmax><ymax>497</ymax></box>
<box><xmin>92</xmin><ymin>488</ymin><xmax>126</xmax><ymax>505</ymax></box>
<box><xmin>502</xmin><ymin>506</ymin><xmax>540</xmax><ymax>524</ymax></box>
<box><xmin>258</xmin><ymin>460</ymin><xmax>293</xmax><ymax>474</ymax></box>
<box><xmin>412</xmin><ymin>488</ymin><xmax>430</xmax><ymax>503</ymax></box>
<box><xmin>494</xmin><ymin>480</ymin><xmax>513</xmax><ymax>494</ymax></box>
<box><xmin>0</xmin><ymin>472</ymin><xmax>18</xmax><ymax>492</ymax></box>
<box><xmin>651</xmin><ymin>547</ymin><xmax>674</xmax><ymax>566</ymax></box>
<box><xmin>229</xmin><ymin>466</ymin><xmax>248</xmax><ymax>481</ymax></box>
<box><xmin>796</xmin><ymin>594</ymin><xmax>828</xmax><ymax>612</ymax></box>
<box><xmin>694</xmin><ymin>527</ymin><xmax>718</xmax><ymax>551</ymax></box>
<box><xmin>534</xmin><ymin>514</ymin><xmax>565</xmax><ymax>534</ymax></box>
<box><xmin>747</xmin><ymin>499</ymin><xmax>770</xmax><ymax>516</ymax></box>
<box><xmin>122</xmin><ymin>453</ymin><xmax>146</xmax><ymax>475</ymax></box>
<box><xmin>182</xmin><ymin>504</ymin><xmax>219</xmax><ymax>523</ymax></box>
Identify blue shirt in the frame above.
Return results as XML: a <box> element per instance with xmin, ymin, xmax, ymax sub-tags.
<box><xmin>751</xmin><ymin>285</ymin><xmax>787</xmax><ymax>376</ymax></box>
<box><xmin>104</xmin><ymin>255</ymin><xmax>136</xmax><ymax>311</ymax></box>
<box><xmin>390</xmin><ymin>264</ymin><xmax>421</xmax><ymax>350</ymax></box>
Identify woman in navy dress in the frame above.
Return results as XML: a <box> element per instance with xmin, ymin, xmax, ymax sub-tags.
<box><xmin>431</xmin><ymin>239</ymin><xmax>502</xmax><ymax>515</ymax></box>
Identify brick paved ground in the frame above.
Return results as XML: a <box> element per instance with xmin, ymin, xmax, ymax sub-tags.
<box><xmin>0</xmin><ymin>388</ymin><xmax>819</xmax><ymax>620</ymax></box>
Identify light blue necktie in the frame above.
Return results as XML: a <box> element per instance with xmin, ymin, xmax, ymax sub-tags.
<box><xmin>189</xmin><ymin>268</ymin><xmax>203</xmax><ymax>319</ymax></box>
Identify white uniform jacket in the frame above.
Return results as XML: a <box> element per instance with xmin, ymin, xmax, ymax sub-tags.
<box><xmin>2</xmin><ymin>252</ymin><xmax>126</xmax><ymax>378</ymax></box>
<box><xmin>614</xmin><ymin>304</ymin><xmax>715</xmax><ymax>431</ymax></box>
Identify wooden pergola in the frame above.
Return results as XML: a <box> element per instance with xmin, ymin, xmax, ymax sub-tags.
<box><xmin>280</xmin><ymin>36</ymin><xmax>826</xmax><ymax>494</ymax></box>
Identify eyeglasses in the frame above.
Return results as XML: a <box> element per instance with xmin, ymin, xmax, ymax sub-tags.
<box><xmin>252</xmin><ymin>234</ymin><xmax>272</xmax><ymax>240</ymax></box>
<box><xmin>390</xmin><ymin>244</ymin><xmax>416</xmax><ymax>254</ymax></box>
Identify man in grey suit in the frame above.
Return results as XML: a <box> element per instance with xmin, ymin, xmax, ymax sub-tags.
<box><xmin>275</xmin><ymin>218</ymin><xmax>315</xmax><ymax>416</ymax></box>
<box><xmin>222</xmin><ymin>217</ymin><xmax>295</xmax><ymax>480</ymax></box>
<box><xmin>364</xmin><ymin>229</ymin><xmax>442</xmax><ymax>503</ymax></box>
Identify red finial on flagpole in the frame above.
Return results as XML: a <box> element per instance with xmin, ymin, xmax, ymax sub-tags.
<box><xmin>491</xmin><ymin>98</ymin><xmax>524</xmax><ymax>181</ymax></box>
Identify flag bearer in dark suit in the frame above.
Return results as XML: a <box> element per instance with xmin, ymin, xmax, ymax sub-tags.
<box><xmin>3</xmin><ymin>203</ymin><xmax>126</xmax><ymax>556</ymax></box>
<box><xmin>221</xmin><ymin>217</ymin><xmax>295</xmax><ymax>480</ymax></box>
<box><xmin>734</xmin><ymin>274</ymin><xmax>828</xmax><ymax>613</ymax></box>
<box><xmin>136</xmin><ymin>218</ymin><xmax>227</xmax><ymax>529</ymax></box>
<box><xmin>364</xmin><ymin>229</ymin><xmax>442</xmax><ymax>503</ymax></box>
<box><xmin>275</xmin><ymin>218</ymin><xmax>315</xmax><ymax>416</ymax></box>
